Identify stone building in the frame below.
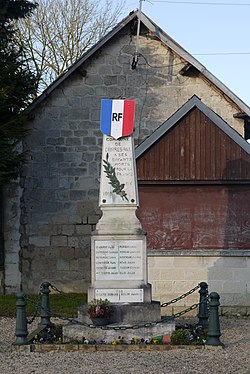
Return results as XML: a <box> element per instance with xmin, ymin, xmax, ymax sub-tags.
<box><xmin>1</xmin><ymin>11</ymin><xmax>250</xmax><ymax>313</ymax></box>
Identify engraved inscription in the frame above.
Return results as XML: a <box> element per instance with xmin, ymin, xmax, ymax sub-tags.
<box><xmin>99</xmin><ymin>136</ymin><xmax>138</xmax><ymax>205</ymax></box>
<box><xmin>95</xmin><ymin>288</ymin><xmax>144</xmax><ymax>303</ymax></box>
<box><xmin>95</xmin><ymin>240</ymin><xmax>143</xmax><ymax>280</ymax></box>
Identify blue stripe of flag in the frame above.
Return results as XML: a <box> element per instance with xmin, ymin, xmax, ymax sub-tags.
<box><xmin>100</xmin><ymin>99</ymin><xmax>112</xmax><ymax>136</ymax></box>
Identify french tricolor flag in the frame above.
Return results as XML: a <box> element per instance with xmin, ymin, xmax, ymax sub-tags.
<box><xmin>100</xmin><ymin>99</ymin><xmax>135</xmax><ymax>139</ymax></box>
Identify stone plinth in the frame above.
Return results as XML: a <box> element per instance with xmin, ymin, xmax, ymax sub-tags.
<box><xmin>63</xmin><ymin>300</ymin><xmax>176</xmax><ymax>344</ymax></box>
<box><xmin>63</xmin><ymin>315</ymin><xmax>175</xmax><ymax>344</ymax></box>
<box><xmin>94</xmin><ymin>206</ymin><xmax>144</xmax><ymax>235</ymax></box>
<box><xmin>78</xmin><ymin>301</ymin><xmax>161</xmax><ymax>325</ymax></box>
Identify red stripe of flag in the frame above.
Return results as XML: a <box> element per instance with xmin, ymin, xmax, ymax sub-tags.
<box><xmin>122</xmin><ymin>100</ymin><xmax>135</xmax><ymax>137</ymax></box>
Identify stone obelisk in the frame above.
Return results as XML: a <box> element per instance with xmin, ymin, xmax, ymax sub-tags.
<box><xmin>88</xmin><ymin>100</ymin><xmax>152</xmax><ymax>303</ymax></box>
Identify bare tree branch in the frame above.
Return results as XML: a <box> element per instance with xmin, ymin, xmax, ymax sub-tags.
<box><xmin>16</xmin><ymin>0</ymin><xmax>125</xmax><ymax>94</ymax></box>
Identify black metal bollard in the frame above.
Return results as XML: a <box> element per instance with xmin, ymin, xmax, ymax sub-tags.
<box><xmin>15</xmin><ymin>291</ymin><xmax>28</xmax><ymax>345</ymax></box>
<box><xmin>40</xmin><ymin>281</ymin><xmax>53</xmax><ymax>326</ymax></box>
<box><xmin>207</xmin><ymin>292</ymin><xmax>223</xmax><ymax>346</ymax></box>
<box><xmin>198</xmin><ymin>282</ymin><xmax>208</xmax><ymax>328</ymax></box>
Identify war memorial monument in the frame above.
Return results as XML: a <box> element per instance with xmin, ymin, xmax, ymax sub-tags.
<box><xmin>64</xmin><ymin>99</ymin><xmax>174</xmax><ymax>341</ymax></box>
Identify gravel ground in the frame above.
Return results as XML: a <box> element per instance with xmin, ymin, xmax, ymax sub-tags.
<box><xmin>1</xmin><ymin>317</ymin><xmax>250</xmax><ymax>374</ymax></box>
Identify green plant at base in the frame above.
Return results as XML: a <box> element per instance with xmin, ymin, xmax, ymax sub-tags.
<box><xmin>170</xmin><ymin>329</ymin><xmax>191</xmax><ymax>345</ymax></box>
<box><xmin>32</xmin><ymin>325</ymin><xmax>63</xmax><ymax>344</ymax></box>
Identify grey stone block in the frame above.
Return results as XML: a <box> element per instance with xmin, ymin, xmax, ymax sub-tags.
<box><xmin>84</xmin><ymin>136</ymin><xmax>96</xmax><ymax>145</ymax></box>
<box><xmin>74</xmin><ymin>146</ymin><xmax>88</xmax><ymax>152</ymax></box>
<box><xmin>98</xmin><ymin>65</ymin><xmax>112</xmax><ymax>75</ymax></box>
<box><xmin>61</xmin><ymin>167</ymin><xmax>87</xmax><ymax>176</ymax></box>
<box><xmin>66</xmin><ymin>138</ymin><xmax>81</xmax><ymax>146</ymax></box>
<box><xmin>55</xmin><ymin>190</ymin><xmax>69</xmax><ymax>200</ymax></box>
<box><xmin>64</xmin><ymin>153</ymin><xmax>82</xmax><ymax>162</ymax></box>
<box><xmin>112</xmin><ymin>65</ymin><xmax>122</xmax><ymax>74</ymax></box>
<box><xmin>70</xmin><ymin>190</ymin><xmax>86</xmax><ymax>200</ymax></box>
<box><xmin>59</xmin><ymin>177</ymin><xmax>74</xmax><ymax>189</ymax></box>
<box><xmin>88</xmin><ymin>215</ymin><xmax>100</xmax><ymax>225</ymax></box>
<box><xmin>95</xmin><ymin>86</ymin><xmax>107</xmax><ymax>96</ymax></box>
<box><xmin>71</xmin><ymin>86</ymin><xmax>94</xmax><ymax>96</ymax></box>
<box><xmin>32</xmin><ymin>152</ymin><xmax>46</xmax><ymax>162</ymax></box>
<box><xmin>44</xmin><ymin>107</ymin><xmax>60</xmax><ymax>119</ymax></box>
<box><xmin>69</xmin><ymin>259</ymin><xmax>79</xmax><ymax>271</ymax></box>
<box><xmin>56</xmin><ymin>258</ymin><xmax>70</xmax><ymax>271</ymax></box>
<box><xmin>73</xmin><ymin>130</ymin><xmax>89</xmax><ymax>137</ymax></box>
<box><xmin>32</xmin><ymin>164</ymin><xmax>49</xmax><ymax>177</ymax></box>
<box><xmin>40</xmin><ymin>201</ymin><xmax>63</xmax><ymax>214</ymax></box>
<box><xmin>50</xmin><ymin>235</ymin><xmax>68</xmax><ymax>246</ymax></box>
<box><xmin>85</xmin><ymin>75</ymin><xmax>103</xmax><ymax>85</ymax></box>
<box><xmin>77</xmin><ymin>120</ymin><xmax>95</xmax><ymax>130</ymax></box>
<box><xmin>29</xmin><ymin>236</ymin><xmax>50</xmax><ymax>247</ymax></box>
<box><xmin>60</xmin><ymin>247</ymin><xmax>75</xmax><ymax>260</ymax></box>
<box><xmin>42</xmin><ymin>178</ymin><xmax>59</xmax><ymax>189</ymax></box>
<box><xmin>27</xmin><ymin>131</ymin><xmax>46</xmax><ymax>147</ymax></box>
<box><xmin>75</xmin><ymin>225</ymin><xmax>92</xmax><ymax>235</ymax></box>
<box><xmin>106</xmin><ymin>86</ymin><xmax>123</xmax><ymax>98</ymax></box>
<box><xmin>46</xmin><ymin>137</ymin><xmax>65</xmax><ymax>145</ymax></box>
<box><xmin>104</xmin><ymin>75</ymin><xmax>117</xmax><ymax>86</ymax></box>
<box><xmin>87</xmin><ymin>189</ymin><xmax>99</xmax><ymax>197</ymax></box>
<box><xmin>30</xmin><ymin>212</ymin><xmax>49</xmax><ymax>224</ymax></box>
<box><xmin>61</xmin><ymin>130</ymin><xmax>73</xmax><ymax>137</ymax></box>
<box><xmin>47</xmin><ymin>129</ymin><xmax>60</xmax><ymax>137</ymax></box>
<box><xmin>61</xmin><ymin>225</ymin><xmax>75</xmax><ymax>236</ymax></box>
<box><xmin>47</xmin><ymin>153</ymin><xmax>65</xmax><ymax>163</ymax></box>
<box><xmin>44</xmin><ymin>146</ymin><xmax>56</xmax><ymax>153</ymax></box>
<box><xmin>50</xmin><ymin>209</ymin><xmax>82</xmax><ymax>225</ymax></box>
<box><xmin>68</xmin><ymin>97</ymin><xmax>81</xmax><ymax>107</ymax></box>
<box><xmin>82</xmin><ymin>153</ymin><xmax>94</xmax><ymax>162</ymax></box>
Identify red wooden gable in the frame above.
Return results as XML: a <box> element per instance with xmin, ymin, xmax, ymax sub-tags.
<box><xmin>137</xmin><ymin>106</ymin><xmax>250</xmax><ymax>183</ymax></box>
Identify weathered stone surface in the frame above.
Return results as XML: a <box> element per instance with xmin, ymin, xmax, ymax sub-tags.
<box><xmin>64</xmin><ymin>316</ymin><xmax>175</xmax><ymax>343</ymax></box>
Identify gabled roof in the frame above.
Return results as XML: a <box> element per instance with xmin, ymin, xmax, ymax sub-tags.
<box><xmin>29</xmin><ymin>10</ymin><xmax>250</xmax><ymax>118</ymax></box>
<box><xmin>135</xmin><ymin>95</ymin><xmax>250</xmax><ymax>159</ymax></box>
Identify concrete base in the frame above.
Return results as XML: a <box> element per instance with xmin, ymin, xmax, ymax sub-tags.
<box><xmin>63</xmin><ymin>301</ymin><xmax>175</xmax><ymax>343</ymax></box>
<box><xmin>78</xmin><ymin>301</ymin><xmax>161</xmax><ymax>325</ymax></box>
<box><xmin>63</xmin><ymin>320</ymin><xmax>175</xmax><ymax>343</ymax></box>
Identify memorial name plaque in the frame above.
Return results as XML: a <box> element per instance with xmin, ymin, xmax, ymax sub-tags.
<box><xmin>95</xmin><ymin>240</ymin><xmax>143</xmax><ymax>281</ymax></box>
<box><xmin>95</xmin><ymin>288</ymin><xmax>144</xmax><ymax>303</ymax></box>
<box><xmin>100</xmin><ymin>135</ymin><xmax>138</xmax><ymax>205</ymax></box>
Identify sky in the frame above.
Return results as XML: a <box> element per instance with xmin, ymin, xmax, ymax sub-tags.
<box><xmin>119</xmin><ymin>0</ymin><xmax>250</xmax><ymax>107</ymax></box>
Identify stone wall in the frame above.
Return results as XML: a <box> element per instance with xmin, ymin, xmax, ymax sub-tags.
<box><xmin>148</xmin><ymin>253</ymin><xmax>250</xmax><ymax>315</ymax></box>
<box><xmin>3</xmin><ymin>24</ymin><xmax>246</xmax><ymax>295</ymax></box>
<box><xmin>3</xmin><ymin>182</ymin><xmax>22</xmax><ymax>293</ymax></box>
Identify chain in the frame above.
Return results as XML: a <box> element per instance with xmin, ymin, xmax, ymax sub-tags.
<box><xmin>161</xmin><ymin>284</ymin><xmax>200</xmax><ymax>307</ymax></box>
<box><xmin>32</xmin><ymin>282</ymin><xmax>204</xmax><ymax>331</ymax></box>
<box><xmin>49</xmin><ymin>282</ymin><xmax>201</xmax><ymax>311</ymax></box>
<box><xmin>49</xmin><ymin>283</ymin><xmax>63</xmax><ymax>294</ymax></box>
<box><xmin>24</xmin><ymin>294</ymin><xmax>42</xmax><ymax>324</ymax></box>
<box><xmin>48</xmin><ymin>309</ymin><xmax>174</xmax><ymax>330</ymax></box>
<box><xmin>172</xmin><ymin>302</ymin><xmax>200</xmax><ymax>319</ymax></box>
<box><xmin>49</xmin><ymin>283</ymin><xmax>85</xmax><ymax>307</ymax></box>
<box><xmin>48</xmin><ymin>302</ymin><xmax>201</xmax><ymax>331</ymax></box>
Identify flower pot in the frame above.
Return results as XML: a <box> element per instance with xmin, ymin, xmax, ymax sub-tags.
<box><xmin>90</xmin><ymin>317</ymin><xmax>110</xmax><ymax>326</ymax></box>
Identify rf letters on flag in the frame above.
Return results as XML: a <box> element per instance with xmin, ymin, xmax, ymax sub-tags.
<box><xmin>100</xmin><ymin>99</ymin><xmax>135</xmax><ymax>139</ymax></box>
